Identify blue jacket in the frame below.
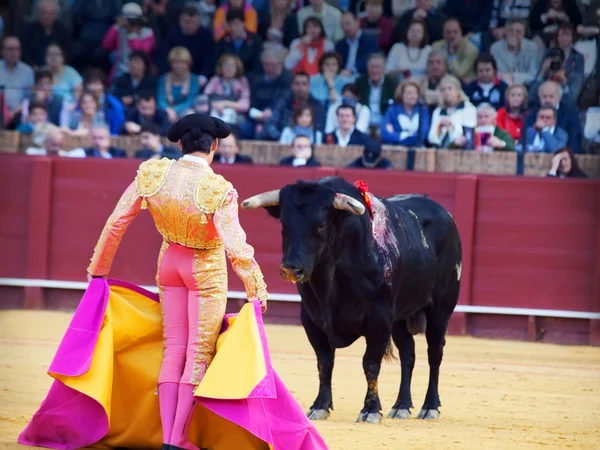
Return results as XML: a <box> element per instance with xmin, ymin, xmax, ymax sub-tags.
<box><xmin>523</xmin><ymin>126</ymin><xmax>569</xmax><ymax>153</ymax></box>
<box><xmin>102</xmin><ymin>94</ymin><xmax>126</xmax><ymax>136</ymax></box>
<box><xmin>325</xmin><ymin>128</ymin><xmax>370</xmax><ymax>146</ymax></box>
<box><xmin>334</xmin><ymin>32</ymin><xmax>380</xmax><ymax>75</ymax></box>
<box><xmin>464</xmin><ymin>78</ymin><xmax>508</xmax><ymax>110</ymax></box>
<box><xmin>380</xmin><ymin>103</ymin><xmax>430</xmax><ymax>147</ymax></box>
<box><xmin>524</xmin><ymin>102</ymin><xmax>581</xmax><ymax>153</ymax></box>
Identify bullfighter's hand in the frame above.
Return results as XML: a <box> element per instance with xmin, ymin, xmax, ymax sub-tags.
<box><xmin>260</xmin><ymin>299</ymin><xmax>267</xmax><ymax>313</ymax></box>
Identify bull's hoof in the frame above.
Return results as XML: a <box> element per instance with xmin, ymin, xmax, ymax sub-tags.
<box><xmin>387</xmin><ymin>408</ymin><xmax>411</xmax><ymax>419</ymax></box>
<box><xmin>417</xmin><ymin>408</ymin><xmax>440</xmax><ymax>420</ymax></box>
<box><xmin>355</xmin><ymin>412</ymin><xmax>383</xmax><ymax>424</ymax></box>
<box><xmin>306</xmin><ymin>408</ymin><xmax>330</xmax><ymax>420</ymax></box>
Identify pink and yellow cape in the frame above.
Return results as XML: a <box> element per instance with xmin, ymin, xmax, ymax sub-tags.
<box><xmin>18</xmin><ymin>279</ymin><xmax>328</xmax><ymax>450</ymax></box>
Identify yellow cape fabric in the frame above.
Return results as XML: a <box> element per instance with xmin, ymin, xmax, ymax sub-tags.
<box><xmin>53</xmin><ymin>285</ymin><xmax>270</xmax><ymax>449</ymax></box>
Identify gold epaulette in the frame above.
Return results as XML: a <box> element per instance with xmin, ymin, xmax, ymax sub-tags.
<box><xmin>193</xmin><ymin>169</ymin><xmax>234</xmax><ymax>223</ymax></box>
<box><xmin>135</xmin><ymin>157</ymin><xmax>176</xmax><ymax>209</ymax></box>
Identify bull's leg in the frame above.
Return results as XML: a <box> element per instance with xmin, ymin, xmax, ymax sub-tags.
<box><xmin>418</xmin><ymin>306</ymin><xmax>450</xmax><ymax>420</ymax></box>
<box><xmin>387</xmin><ymin>321</ymin><xmax>415</xmax><ymax>419</ymax></box>
<box><xmin>356</xmin><ymin>336</ymin><xmax>388</xmax><ymax>424</ymax></box>
<box><xmin>301</xmin><ymin>305</ymin><xmax>335</xmax><ymax>420</ymax></box>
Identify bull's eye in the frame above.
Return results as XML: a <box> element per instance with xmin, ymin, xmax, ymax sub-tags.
<box><xmin>315</xmin><ymin>224</ymin><xmax>326</xmax><ymax>233</ymax></box>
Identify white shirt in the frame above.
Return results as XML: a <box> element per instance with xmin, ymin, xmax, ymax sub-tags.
<box><xmin>368</xmin><ymin>80</ymin><xmax>383</xmax><ymax>125</ymax></box>
<box><xmin>220</xmin><ymin>155</ymin><xmax>236</xmax><ymax>164</ymax></box>
<box><xmin>292</xmin><ymin>157</ymin><xmax>308</xmax><ymax>167</ymax></box>
<box><xmin>335</xmin><ymin>127</ymin><xmax>355</xmax><ymax>147</ymax></box>
<box><xmin>532</xmin><ymin>126</ymin><xmax>556</xmax><ymax>151</ymax></box>
<box><xmin>183</xmin><ymin>154</ymin><xmax>209</xmax><ymax>165</ymax></box>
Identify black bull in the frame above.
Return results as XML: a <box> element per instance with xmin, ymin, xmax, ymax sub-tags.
<box><xmin>241</xmin><ymin>177</ymin><xmax>462</xmax><ymax>423</ymax></box>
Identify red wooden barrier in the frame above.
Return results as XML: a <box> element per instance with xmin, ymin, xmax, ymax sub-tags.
<box><xmin>1</xmin><ymin>155</ymin><xmax>599</xmax><ymax>344</ymax></box>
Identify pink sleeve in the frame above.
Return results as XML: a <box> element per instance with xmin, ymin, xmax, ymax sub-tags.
<box><xmin>130</xmin><ymin>30</ymin><xmax>155</xmax><ymax>54</ymax></box>
<box><xmin>213</xmin><ymin>190</ymin><xmax>268</xmax><ymax>301</ymax></box>
<box><xmin>102</xmin><ymin>26</ymin><xmax>119</xmax><ymax>51</ymax></box>
<box><xmin>236</xmin><ymin>77</ymin><xmax>250</xmax><ymax>113</ymax></box>
<box><xmin>203</xmin><ymin>76</ymin><xmax>220</xmax><ymax>95</ymax></box>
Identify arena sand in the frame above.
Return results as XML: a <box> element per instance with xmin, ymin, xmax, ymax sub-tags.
<box><xmin>1</xmin><ymin>310</ymin><xmax>599</xmax><ymax>450</ymax></box>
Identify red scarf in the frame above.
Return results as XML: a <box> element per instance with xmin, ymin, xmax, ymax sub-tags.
<box><xmin>293</xmin><ymin>38</ymin><xmax>326</xmax><ymax>76</ymax></box>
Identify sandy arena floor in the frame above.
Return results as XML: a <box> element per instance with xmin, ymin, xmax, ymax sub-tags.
<box><xmin>0</xmin><ymin>310</ymin><xmax>599</xmax><ymax>450</ymax></box>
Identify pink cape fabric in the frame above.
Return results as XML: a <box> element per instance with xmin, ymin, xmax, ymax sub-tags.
<box><xmin>18</xmin><ymin>279</ymin><xmax>328</xmax><ymax>450</ymax></box>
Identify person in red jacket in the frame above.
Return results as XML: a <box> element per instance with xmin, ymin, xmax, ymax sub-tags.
<box><xmin>496</xmin><ymin>83</ymin><xmax>528</xmax><ymax>143</ymax></box>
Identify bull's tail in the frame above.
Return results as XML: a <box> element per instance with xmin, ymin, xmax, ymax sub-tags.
<box><xmin>383</xmin><ymin>336</ymin><xmax>398</xmax><ymax>363</ymax></box>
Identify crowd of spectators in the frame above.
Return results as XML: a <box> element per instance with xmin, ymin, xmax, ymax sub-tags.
<box><xmin>0</xmin><ymin>0</ymin><xmax>598</xmax><ymax>177</ymax></box>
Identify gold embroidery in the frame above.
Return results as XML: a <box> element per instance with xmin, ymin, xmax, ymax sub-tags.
<box><xmin>187</xmin><ymin>247</ymin><xmax>228</xmax><ymax>386</ymax></box>
<box><xmin>87</xmin><ymin>182</ymin><xmax>143</xmax><ymax>276</ymax></box>
<box><xmin>193</xmin><ymin>170</ymin><xmax>233</xmax><ymax>215</ymax></box>
<box><xmin>135</xmin><ymin>157</ymin><xmax>175</xmax><ymax>209</ymax></box>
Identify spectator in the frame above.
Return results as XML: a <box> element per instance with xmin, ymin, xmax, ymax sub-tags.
<box><xmin>258</xmin><ymin>71</ymin><xmax>326</xmax><ymax>140</ymax></box>
<box><xmin>157</xmin><ymin>4</ymin><xmax>216</xmax><ymax>79</ymax></box>
<box><xmin>451</xmin><ymin>102</ymin><xmax>515</xmax><ymax>152</ymax></box>
<box><xmin>380</xmin><ymin>80</ymin><xmax>430</xmax><ymax>146</ymax></box>
<box><xmin>309</xmin><ymin>52</ymin><xmax>356</xmax><ymax>107</ymax></box>
<box><xmin>214</xmin><ymin>0</ymin><xmax>258</xmax><ymax>41</ymax></box>
<box><xmin>577</xmin><ymin>0</ymin><xmax>600</xmax><ymax>39</ymax></box>
<box><xmin>442</xmin><ymin>0</ymin><xmax>493</xmax><ymax>50</ymax></box>
<box><xmin>61</xmin><ymin>91</ymin><xmax>107</xmax><ymax>137</ymax></box>
<box><xmin>464</xmin><ymin>53</ymin><xmax>509</xmax><ymax>109</ymax></box>
<box><xmin>25</xmin><ymin>127</ymin><xmax>67</xmax><ymax>156</ymax></box>
<box><xmin>19</xmin><ymin>69</ymin><xmax>64</xmax><ymax>126</ymax></box>
<box><xmin>44</xmin><ymin>43</ymin><xmax>82</xmax><ymax>105</ymax></box>
<box><xmin>279</xmin><ymin>134</ymin><xmax>321</xmax><ymax>167</ymax></box>
<box><xmin>198</xmin><ymin>0</ymin><xmax>218</xmax><ymax>30</ymax></box>
<box><xmin>134</xmin><ymin>123</ymin><xmax>182</xmax><ymax>160</ymax></box>
<box><xmin>428</xmin><ymin>74</ymin><xmax>477</xmax><ymax>148</ymax></box>
<box><xmin>203</xmin><ymin>53</ymin><xmax>251</xmax><ymax>126</ymax></box>
<box><xmin>386</xmin><ymin>19</ymin><xmax>432</xmax><ymax>83</ymax></box>
<box><xmin>523</xmin><ymin>105</ymin><xmax>568</xmax><ymax>152</ymax></box>
<box><xmin>70</xmin><ymin>0</ymin><xmax>121</xmax><ymax>72</ymax></box>
<box><xmin>359</xmin><ymin>0</ymin><xmax>394</xmax><ymax>54</ymax></box>
<box><xmin>524</xmin><ymin>80</ymin><xmax>581</xmax><ymax>152</ymax></box>
<box><xmin>488</xmin><ymin>0</ymin><xmax>531</xmax><ymax>45</ymax></box>
<box><xmin>84</xmin><ymin>69</ymin><xmax>126</xmax><ymax>136</ymax></box>
<box><xmin>496</xmin><ymin>84</ymin><xmax>529</xmax><ymax>142</ymax></box>
<box><xmin>491</xmin><ymin>18</ymin><xmax>542</xmax><ymax>85</ymax></box>
<box><xmin>549</xmin><ymin>24</ymin><xmax>585</xmax><ymax>100</ymax></box>
<box><xmin>16</xmin><ymin>101</ymin><xmax>58</xmax><ymax>148</ymax></box>
<box><xmin>393</xmin><ymin>0</ymin><xmax>447</xmax><ymax>45</ymax></box>
<box><xmin>101</xmin><ymin>3</ymin><xmax>155</xmax><ymax>84</ymax></box>
<box><xmin>121</xmin><ymin>94</ymin><xmax>170</xmax><ymax>136</ymax></box>
<box><xmin>419</xmin><ymin>50</ymin><xmax>448</xmax><ymax>112</ymax></box>
<box><xmin>26</xmin><ymin>0</ymin><xmax>73</xmax><ymax>32</ymax></box>
<box><xmin>215</xmin><ymin>8</ymin><xmax>263</xmax><ymax>75</ymax></box>
<box><xmin>214</xmin><ymin>132</ymin><xmax>253</xmax><ymax>164</ymax></box>
<box><xmin>335</xmin><ymin>11</ymin><xmax>379</xmax><ymax>76</ymax></box>
<box><xmin>285</xmin><ymin>17</ymin><xmax>334</xmax><ymax>76</ymax></box>
<box><xmin>0</xmin><ymin>36</ymin><xmax>35</xmax><ymax>117</ymax></box>
<box><xmin>183</xmin><ymin>94</ymin><xmax>211</xmax><ymax>116</ymax></box>
<box><xmin>280</xmin><ymin>104</ymin><xmax>323</xmax><ymax>144</ymax></box>
<box><xmin>583</xmin><ymin>98</ymin><xmax>600</xmax><ymax>154</ymax></box>
<box><xmin>325</xmin><ymin>104</ymin><xmax>370</xmax><ymax>146</ymax></box>
<box><xmin>258</xmin><ymin>0</ymin><xmax>299</xmax><ymax>48</ymax></box>
<box><xmin>348</xmin><ymin>138</ymin><xmax>393</xmax><ymax>169</ymax></box>
<box><xmin>546</xmin><ymin>147</ymin><xmax>587</xmax><ymax>178</ymax></box>
<box><xmin>67</xmin><ymin>125</ymin><xmax>127</xmax><ymax>159</ymax></box>
<box><xmin>111</xmin><ymin>50</ymin><xmax>158</xmax><ymax>111</ymax></box>
<box><xmin>355</xmin><ymin>53</ymin><xmax>397</xmax><ymax>130</ymax></box>
<box><xmin>432</xmin><ymin>19</ymin><xmax>479</xmax><ymax>83</ymax></box>
<box><xmin>157</xmin><ymin>46</ymin><xmax>201</xmax><ymax>122</ymax></box>
<box><xmin>297</xmin><ymin>0</ymin><xmax>344</xmax><ymax>42</ymax></box>
<box><xmin>325</xmin><ymin>82</ymin><xmax>371</xmax><ymax>134</ymax></box>
<box><xmin>529</xmin><ymin>0</ymin><xmax>582</xmax><ymax>48</ymax></box>
<box><xmin>20</xmin><ymin>0</ymin><xmax>71</xmax><ymax>69</ymax></box>
<box><xmin>242</xmin><ymin>47</ymin><xmax>292</xmax><ymax>139</ymax></box>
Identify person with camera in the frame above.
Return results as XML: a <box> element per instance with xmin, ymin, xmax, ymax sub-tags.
<box><xmin>101</xmin><ymin>3</ymin><xmax>155</xmax><ymax>85</ymax></box>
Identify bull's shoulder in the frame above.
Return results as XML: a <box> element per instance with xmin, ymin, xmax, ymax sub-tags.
<box><xmin>193</xmin><ymin>169</ymin><xmax>234</xmax><ymax>214</ymax></box>
<box><xmin>135</xmin><ymin>157</ymin><xmax>176</xmax><ymax>198</ymax></box>
<box><xmin>384</xmin><ymin>194</ymin><xmax>454</xmax><ymax>227</ymax></box>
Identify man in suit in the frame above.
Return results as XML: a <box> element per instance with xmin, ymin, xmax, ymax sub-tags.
<box><xmin>523</xmin><ymin>106</ymin><xmax>569</xmax><ymax>153</ymax></box>
<box><xmin>65</xmin><ymin>125</ymin><xmax>128</xmax><ymax>159</ymax></box>
<box><xmin>134</xmin><ymin>124</ymin><xmax>182</xmax><ymax>160</ymax></box>
<box><xmin>335</xmin><ymin>11</ymin><xmax>379</xmax><ymax>76</ymax></box>
<box><xmin>348</xmin><ymin>138</ymin><xmax>393</xmax><ymax>169</ymax></box>
<box><xmin>120</xmin><ymin>94</ymin><xmax>171</xmax><ymax>136</ymax></box>
<box><xmin>325</xmin><ymin>104</ymin><xmax>369</xmax><ymax>147</ymax></box>
<box><xmin>355</xmin><ymin>53</ymin><xmax>397</xmax><ymax>131</ymax></box>
<box><xmin>214</xmin><ymin>132</ymin><xmax>253</xmax><ymax>164</ymax></box>
<box><xmin>280</xmin><ymin>134</ymin><xmax>321</xmax><ymax>167</ymax></box>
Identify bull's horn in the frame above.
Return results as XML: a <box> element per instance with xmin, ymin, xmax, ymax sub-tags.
<box><xmin>241</xmin><ymin>190</ymin><xmax>281</xmax><ymax>210</ymax></box>
<box><xmin>332</xmin><ymin>193</ymin><xmax>365</xmax><ymax>216</ymax></box>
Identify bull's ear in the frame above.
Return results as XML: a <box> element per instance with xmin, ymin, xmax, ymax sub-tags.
<box><xmin>265</xmin><ymin>205</ymin><xmax>281</xmax><ymax>219</ymax></box>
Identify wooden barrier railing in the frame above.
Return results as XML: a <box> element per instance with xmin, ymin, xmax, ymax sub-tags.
<box><xmin>2</xmin><ymin>130</ymin><xmax>599</xmax><ymax>178</ymax></box>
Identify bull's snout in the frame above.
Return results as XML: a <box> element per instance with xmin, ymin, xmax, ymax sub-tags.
<box><xmin>280</xmin><ymin>263</ymin><xmax>306</xmax><ymax>283</ymax></box>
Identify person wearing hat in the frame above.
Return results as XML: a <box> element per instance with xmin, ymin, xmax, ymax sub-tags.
<box><xmin>348</xmin><ymin>138</ymin><xmax>393</xmax><ymax>169</ymax></box>
<box><xmin>101</xmin><ymin>2</ymin><xmax>156</xmax><ymax>84</ymax></box>
<box><xmin>86</xmin><ymin>113</ymin><xmax>268</xmax><ymax>450</ymax></box>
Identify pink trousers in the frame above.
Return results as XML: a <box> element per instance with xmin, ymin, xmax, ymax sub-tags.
<box><xmin>157</xmin><ymin>241</ymin><xmax>228</xmax><ymax>386</ymax></box>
